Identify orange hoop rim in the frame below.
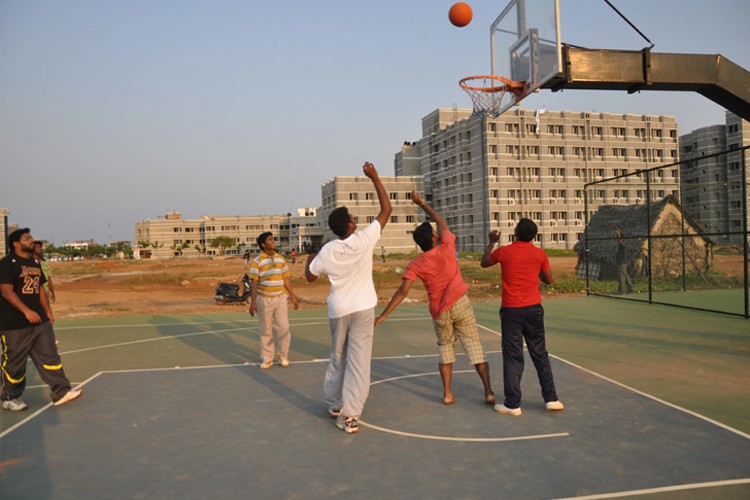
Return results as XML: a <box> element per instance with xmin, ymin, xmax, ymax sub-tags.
<box><xmin>459</xmin><ymin>75</ymin><xmax>528</xmax><ymax>95</ymax></box>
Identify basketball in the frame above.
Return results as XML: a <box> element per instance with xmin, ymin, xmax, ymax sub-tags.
<box><xmin>448</xmin><ymin>2</ymin><xmax>473</xmax><ymax>27</ymax></box>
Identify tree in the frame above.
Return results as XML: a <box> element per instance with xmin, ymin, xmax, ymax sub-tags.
<box><xmin>210</xmin><ymin>236</ymin><xmax>235</xmax><ymax>256</ymax></box>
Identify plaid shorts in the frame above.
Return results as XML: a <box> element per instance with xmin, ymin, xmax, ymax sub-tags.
<box><xmin>432</xmin><ymin>294</ymin><xmax>485</xmax><ymax>365</ymax></box>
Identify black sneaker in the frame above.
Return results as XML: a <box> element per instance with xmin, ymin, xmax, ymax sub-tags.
<box><xmin>335</xmin><ymin>415</ymin><xmax>359</xmax><ymax>434</ymax></box>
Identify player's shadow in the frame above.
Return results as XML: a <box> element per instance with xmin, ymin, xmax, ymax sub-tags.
<box><xmin>149</xmin><ymin>315</ymin><xmax>330</xmax><ymax>420</ymax></box>
<box><xmin>150</xmin><ymin>314</ymin><xmax>259</xmax><ymax>365</ymax></box>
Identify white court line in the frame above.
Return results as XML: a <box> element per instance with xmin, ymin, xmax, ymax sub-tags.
<box><xmin>365</xmin><ymin>368</ymin><xmax>570</xmax><ymax>442</ymax></box>
<box><xmin>57</xmin><ymin>327</ymin><xmax>249</xmax><ymax>355</ymax></box>
<box><xmin>359</xmin><ymin>421</ymin><xmax>569</xmax><ymax>443</ymax></box>
<box><xmin>57</xmin><ymin>320</ymin><xmax>336</xmax><ymax>356</ymax></box>
<box><xmin>555</xmin><ymin>478</ymin><xmax>750</xmax><ymax>499</ymax></box>
<box><xmin>474</xmin><ymin>321</ymin><xmax>750</xmax><ymax>442</ymax></box>
<box><xmin>54</xmin><ymin>312</ymin><xmax>429</xmax><ymax>331</ymax></box>
<box><xmin>54</xmin><ymin>319</ymin><xmax>253</xmax><ymax>330</ymax></box>
<box><xmin>26</xmin><ymin>316</ymin><xmax>750</xmax><ymax>443</ymax></box>
<box><xmin>0</xmin><ymin>371</ymin><xmax>102</xmax><ymax>440</ymax></box>
<box><xmin>478</xmin><ymin>323</ymin><xmax>502</xmax><ymax>337</ymax></box>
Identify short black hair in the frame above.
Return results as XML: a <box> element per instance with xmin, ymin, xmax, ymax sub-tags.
<box><xmin>328</xmin><ymin>207</ymin><xmax>351</xmax><ymax>238</ymax></box>
<box><xmin>515</xmin><ymin>218</ymin><xmax>538</xmax><ymax>242</ymax></box>
<box><xmin>412</xmin><ymin>222</ymin><xmax>435</xmax><ymax>252</ymax></box>
<box><xmin>8</xmin><ymin>228</ymin><xmax>30</xmax><ymax>248</ymax></box>
<box><xmin>256</xmin><ymin>232</ymin><xmax>273</xmax><ymax>249</ymax></box>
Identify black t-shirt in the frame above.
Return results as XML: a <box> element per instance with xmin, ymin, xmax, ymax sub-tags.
<box><xmin>0</xmin><ymin>253</ymin><xmax>49</xmax><ymax>330</ymax></box>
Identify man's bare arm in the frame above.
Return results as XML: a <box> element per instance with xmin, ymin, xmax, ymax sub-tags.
<box><xmin>480</xmin><ymin>230</ymin><xmax>501</xmax><ymax>268</ymax></box>
<box><xmin>363</xmin><ymin>162</ymin><xmax>392</xmax><ymax>230</ymax></box>
<box><xmin>374</xmin><ymin>279</ymin><xmax>414</xmax><ymax>327</ymax></box>
<box><xmin>305</xmin><ymin>253</ymin><xmax>318</xmax><ymax>283</ymax></box>
<box><xmin>411</xmin><ymin>190</ymin><xmax>448</xmax><ymax>234</ymax></box>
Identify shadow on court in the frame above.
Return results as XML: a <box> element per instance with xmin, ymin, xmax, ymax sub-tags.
<box><xmin>2</xmin><ymin>352</ymin><xmax>749</xmax><ymax>499</ymax></box>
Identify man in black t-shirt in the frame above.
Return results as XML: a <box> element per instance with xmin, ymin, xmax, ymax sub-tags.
<box><xmin>0</xmin><ymin>228</ymin><xmax>82</xmax><ymax>411</ymax></box>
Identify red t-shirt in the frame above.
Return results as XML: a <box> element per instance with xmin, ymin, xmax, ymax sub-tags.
<box><xmin>403</xmin><ymin>231</ymin><xmax>468</xmax><ymax>319</ymax></box>
<box><xmin>488</xmin><ymin>241</ymin><xmax>550</xmax><ymax>308</ymax></box>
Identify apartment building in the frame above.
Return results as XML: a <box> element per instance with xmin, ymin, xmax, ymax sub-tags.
<box><xmin>680</xmin><ymin>112</ymin><xmax>750</xmax><ymax>246</ymax></box>
<box><xmin>134</xmin><ymin>211</ymin><xmax>318</xmax><ymax>259</ymax></box>
<box><xmin>1</xmin><ymin>208</ymin><xmax>8</xmax><ymax>255</ymax></box>
<box><xmin>314</xmin><ymin>175</ymin><xmax>425</xmax><ymax>254</ymax></box>
<box><xmin>395</xmin><ymin>108</ymin><xmax>680</xmax><ymax>251</ymax></box>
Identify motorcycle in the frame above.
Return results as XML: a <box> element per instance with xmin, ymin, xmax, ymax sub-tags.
<box><xmin>214</xmin><ymin>274</ymin><xmax>252</xmax><ymax>305</ymax></box>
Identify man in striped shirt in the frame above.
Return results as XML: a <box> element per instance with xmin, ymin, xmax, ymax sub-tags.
<box><xmin>248</xmin><ymin>232</ymin><xmax>299</xmax><ymax>369</ymax></box>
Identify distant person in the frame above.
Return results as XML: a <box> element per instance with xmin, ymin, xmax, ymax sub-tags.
<box><xmin>381</xmin><ymin>246</ymin><xmax>386</xmax><ymax>263</ymax></box>
<box><xmin>243</xmin><ymin>250</ymin><xmax>251</xmax><ymax>266</ymax></box>
<box><xmin>305</xmin><ymin>162</ymin><xmax>392</xmax><ymax>434</ymax></box>
<box><xmin>291</xmin><ymin>249</ymin><xmax>297</xmax><ymax>265</ymax></box>
<box><xmin>0</xmin><ymin>228</ymin><xmax>82</xmax><ymax>411</ymax></box>
<box><xmin>33</xmin><ymin>241</ymin><xmax>56</xmax><ymax>304</ymax></box>
<box><xmin>615</xmin><ymin>227</ymin><xmax>633</xmax><ymax>294</ymax></box>
<box><xmin>248</xmin><ymin>232</ymin><xmax>299</xmax><ymax>369</ymax></box>
<box><xmin>480</xmin><ymin>219</ymin><xmax>563</xmax><ymax>416</ymax></box>
<box><xmin>375</xmin><ymin>191</ymin><xmax>494</xmax><ymax>406</ymax></box>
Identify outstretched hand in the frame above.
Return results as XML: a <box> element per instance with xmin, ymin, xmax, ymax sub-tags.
<box><xmin>411</xmin><ymin>190</ymin><xmax>424</xmax><ymax>207</ymax></box>
<box><xmin>363</xmin><ymin>162</ymin><xmax>378</xmax><ymax>180</ymax></box>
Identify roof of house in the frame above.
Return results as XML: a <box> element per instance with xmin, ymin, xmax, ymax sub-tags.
<box><xmin>573</xmin><ymin>195</ymin><xmax>708</xmax><ymax>263</ymax></box>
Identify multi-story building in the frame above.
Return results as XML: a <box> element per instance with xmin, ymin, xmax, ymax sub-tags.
<box><xmin>680</xmin><ymin>112</ymin><xmax>750</xmax><ymax>246</ymax></box>
<box><xmin>314</xmin><ymin>175</ymin><xmax>425</xmax><ymax>254</ymax></box>
<box><xmin>1</xmin><ymin>208</ymin><xmax>8</xmax><ymax>255</ymax></box>
<box><xmin>396</xmin><ymin>108</ymin><xmax>680</xmax><ymax>251</ymax></box>
<box><xmin>134</xmin><ymin>211</ymin><xmax>317</xmax><ymax>259</ymax></box>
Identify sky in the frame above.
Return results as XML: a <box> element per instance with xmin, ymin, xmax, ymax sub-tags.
<box><xmin>1</xmin><ymin>0</ymin><xmax>748</xmax><ymax>244</ymax></box>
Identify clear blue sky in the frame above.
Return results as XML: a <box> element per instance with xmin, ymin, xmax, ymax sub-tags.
<box><xmin>1</xmin><ymin>0</ymin><xmax>748</xmax><ymax>244</ymax></box>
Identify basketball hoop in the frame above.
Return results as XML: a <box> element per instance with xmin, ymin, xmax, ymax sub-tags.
<box><xmin>459</xmin><ymin>75</ymin><xmax>528</xmax><ymax>117</ymax></box>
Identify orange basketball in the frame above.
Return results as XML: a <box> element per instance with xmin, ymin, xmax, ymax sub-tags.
<box><xmin>449</xmin><ymin>2</ymin><xmax>473</xmax><ymax>27</ymax></box>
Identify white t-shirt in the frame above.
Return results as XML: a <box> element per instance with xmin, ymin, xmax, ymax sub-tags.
<box><xmin>308</xmin><ymin>220</ymin><xmax>382</xmax><ymax>318</ymax></box>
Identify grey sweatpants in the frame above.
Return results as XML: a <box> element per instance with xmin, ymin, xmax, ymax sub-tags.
<box><xmin>323</xmin><ymin>308</ymin><xmax>374</xmax><ymax>418</ymax></box>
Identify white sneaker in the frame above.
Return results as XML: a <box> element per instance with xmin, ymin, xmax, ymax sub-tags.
<box><xmin>2</xmin><ymin>398</ymin><xmax>28</xmax><ymax>412</ymax></box>
<box><xmin>494</xmin><ymin>404</ymin><xmax>522</xmax><ymax>416</ymax></box>
<box><xmin>546</xmin><ymin>400</ymin><xmax>565</xmax><ymax>411</ymax></box>
<box><xmin>259</xmin><ymin>360</ymin><xmax>273</xmax><ymax>370</ymax></box>
<box><xmin>53</xmin><ymin>390</ymin><xmax>83</xmax><ymax>407</ymax></box>
<box><xmin>278</xmin><ymin>357</ymin><xmax>290</xmax><ymax>368</ymax></box>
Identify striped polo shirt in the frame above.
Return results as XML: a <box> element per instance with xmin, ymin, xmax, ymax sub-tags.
<box><xmin>248</xmin><ymin>251</ymin><xmax>291</xmax><ymax>297</ymax></box>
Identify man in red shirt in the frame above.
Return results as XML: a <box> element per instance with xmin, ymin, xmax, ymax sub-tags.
<box><xmin>376</xmin><ymin>191</ymin><xmax>494</xmax><ymax>406</ymax></box>
<box><xmin>480</xmin><ymin>219</ymin><xmax>564</xmax><ymax>416</ymax></box>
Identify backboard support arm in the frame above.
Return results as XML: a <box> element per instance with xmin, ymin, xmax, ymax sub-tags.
<box><xmin>549</xmin><ymin>46</ymin><xmax>750</xmax><ymax>122</ymax></box>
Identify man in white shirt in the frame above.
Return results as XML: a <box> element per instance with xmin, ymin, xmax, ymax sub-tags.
<box><xmin>305</xmin><ymin>162</ymin><xmax>392</xmax><ymax>434</ymax></box>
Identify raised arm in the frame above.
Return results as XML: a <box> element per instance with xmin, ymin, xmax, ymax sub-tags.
<box><xmin>363</xmin><ymin>162</ymin><xmax>392</xmax><ymax>230</ymax></box>
<box><xmin>411</xmin><ymin>190</ymin><xmax>448</xmax><ymax>234</ymax></box>
<box><xmin>374</xmin><ymin>278</ymin><xmax>414</xmax><ymax>327</ymax></box>
<box><xmin>480</xmin><ymin>230</ymin><xmax>501</xmax><ymax>268</ymax></box>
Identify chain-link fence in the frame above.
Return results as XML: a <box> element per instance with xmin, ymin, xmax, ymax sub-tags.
<box><xmin>577</xmin><ymin>146</ymin><xmax>749</xmax><ymax>318</ymax></box>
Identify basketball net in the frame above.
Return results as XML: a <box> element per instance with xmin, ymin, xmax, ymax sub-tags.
<box><xmin>459</xmin><ymin>75</ymin><xmax>528</xmax><ymax>117</ymax></box>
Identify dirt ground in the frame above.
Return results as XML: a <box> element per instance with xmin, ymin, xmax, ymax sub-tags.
<box><xmin>49</xmin><ymin>255</ymin><xmax>577</xmax><ymax>319</ymax></box>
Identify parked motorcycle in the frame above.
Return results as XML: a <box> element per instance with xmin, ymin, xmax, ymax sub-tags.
<box><xmin>214</xmin><ymin>274</ymin><xmax>252</xmax><ymax>305</ymax></box>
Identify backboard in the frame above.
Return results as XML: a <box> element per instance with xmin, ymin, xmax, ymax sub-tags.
<box><xmin>490</xmin><ymin>0</ymin><xmax>562</xmax><ymax>114</ymax></box>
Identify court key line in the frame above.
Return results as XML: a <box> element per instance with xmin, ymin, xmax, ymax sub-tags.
<box><xmin>476</xmin><ymin>321</ymin><xmax>750</xmax><ymax>442</ymax></box>
<box><xmin>366</xmin><ymin>369</ymin><xmax>570</xmax><ymax>442</ymax></box>
<box><xmin>556</xmin><ymin>477</ymin><xmax>750</xmax><ymax>499</ymax></box>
